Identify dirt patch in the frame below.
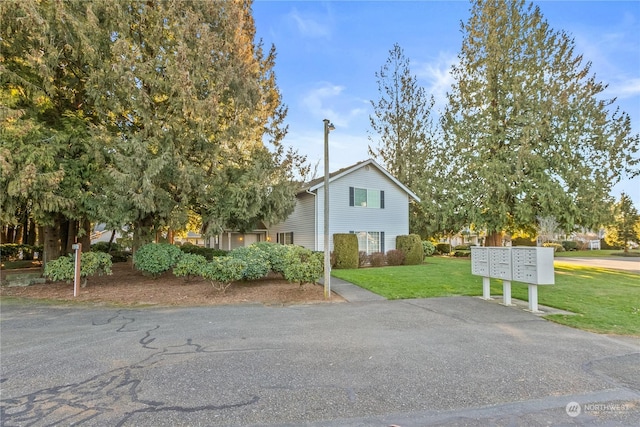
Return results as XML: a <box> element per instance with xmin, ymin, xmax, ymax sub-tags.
<box><xmin>0</xmin><ymin>262</ymin><xmax>344</xmax><ymax>307</ymax></box>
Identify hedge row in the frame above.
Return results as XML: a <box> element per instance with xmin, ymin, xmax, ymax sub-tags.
<box><xmin>134</xmin><ymin>242</ymin><xmax>323</xmax><ymax>292</ymax></box>
<box><xmin>0</xmin><ymin>244</ymin><xmax>43</xmax><ymax>261</ymax></box>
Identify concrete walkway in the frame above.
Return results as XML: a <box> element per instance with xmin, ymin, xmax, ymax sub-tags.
<box><xmin>319</xmin><ymin>277</ymin><xmax>386</xmax><ymax>302</ymax></box>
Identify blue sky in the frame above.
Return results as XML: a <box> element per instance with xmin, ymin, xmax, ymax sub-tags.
<box><xmin>252</xmin><ymin>0</ymin><xmax>640</xmax><ymax>207</ymax></box>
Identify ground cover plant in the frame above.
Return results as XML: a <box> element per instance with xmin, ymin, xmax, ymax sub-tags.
<box><xmin>331</xmin><ymin>256</ymin><xmax>640</xmax><ymax>336</ymax></box>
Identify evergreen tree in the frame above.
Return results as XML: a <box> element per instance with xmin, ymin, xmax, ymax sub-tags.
<box><xmin>605</xmin><ymin>193</ymin><xmax>639</xmax><ymax>253</ymax></box>
<box><xmin>368</xmin><ymin>43</ymin><xmax>445</xmax><ymax>237</ymax></box>
<box><xmin>2</xmin><ymin>0</ymin><xmax>303</xmax><ymax>255</ymax></box>
<box><xmin>87</xmin><ymin>0</ymin><xmax>300</xmax><ymax>249</ymax></box>
<box><xmin>1</xmin><ymin>0</ymin><xmax>103</xmax><ymax>261</ymax></box>
<box><xmin>441</xmin><ymin>0</ymin><xmax>639</xmax><ymax>246</ymax></box>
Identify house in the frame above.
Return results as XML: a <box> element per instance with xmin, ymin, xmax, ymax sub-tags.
<box><xmin>208</xmin><ymin>159</ymin><xmax>420</xmax><ymax>252</ymax></box>
<box><xmin>264</xmin><ymin>159</ymin><xmax>420</xmax><ymax>254</ymax></box>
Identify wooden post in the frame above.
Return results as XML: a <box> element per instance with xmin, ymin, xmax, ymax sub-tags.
<box><xmin>72</xmin><ymin>243</ymin><xmax>82</xmax><ymax>297</ymax></box>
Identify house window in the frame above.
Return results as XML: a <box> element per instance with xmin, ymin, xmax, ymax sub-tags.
<box><xmin>353</xmin><ymin>231</ymin><xmax>385</xmax><ymax>255</ymax></box>
<box><xmin>350</xmin><ymin>187</ymin><xmax>384</xmax><ymax>208</ymax></box>
<box><xmin>277</xmin><ymin>232</ymin><xmax>293</xmax><ymax>245</ymax></box>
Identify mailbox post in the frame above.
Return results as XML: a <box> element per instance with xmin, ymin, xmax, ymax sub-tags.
<box><xmin>72</xmin><ymin>243</ymin><xmax>82</xmax><ymax>297</ymax></box>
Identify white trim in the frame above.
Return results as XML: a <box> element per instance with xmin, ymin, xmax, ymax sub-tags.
<box><xmin>307</xmin><ymin>159</ymin><xmax>421</xmax><ymax>202</ymax></box>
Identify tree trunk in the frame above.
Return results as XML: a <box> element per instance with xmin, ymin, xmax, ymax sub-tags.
<box><xmin>37</xmin><ymin>226</ymin><xmax>45</xmax><ymax>246</ymax></box>
<box><xmin>27</xmin><ymin>220</ymin><xmax>37</xmax><ymax>246</ymax></box>
<box><xmin>65</xmin><ymin>219</ymin><xmax>77</xmax><ymax>254</ymax></box>
<box><xmin>43</xmin><ymin>224</ymin><xmax>62</xmax><ymax>267</ymax></box>
<box><xmin>485</xmin><ymin>231</ymin><xmax>503</xmax><ymax>247</ymax></box>
<box><xmin>6</xmin><ymin>225</ymin><xmax>16</xmax><ymax>243</ymax></box>
<box><xmin>80</xmin><ymin>219</ymin><xmax>91</xmax><ymax>250</ymax></box>
<box><xmin>22</xmin><ymin>213</ymin><xmax>29</xmax><ymax>244</ymax></box>
<box><xmin>106</xmin><ymin>230</ymin><xmax>116</xmax><ymax>253</ymax></box>
<box><xmin>132</xmin><ymin>216</ymin><xmax>155</xmax><ymax>254</ymax></box>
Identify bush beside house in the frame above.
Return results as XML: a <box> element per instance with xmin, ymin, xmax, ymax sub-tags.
<box><xmin>333</xmin><ymin>233</ymin><xmax>359</xmax><ymax>269</ymax></box>
<box><xmin>396</xmin><ymin>234</ymin><xmax>423</xmax><ymax>265</ymax></box>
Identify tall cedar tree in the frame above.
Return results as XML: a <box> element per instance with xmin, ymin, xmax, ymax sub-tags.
<box><xmin>442</xmin><ymin>0</ymin><xmax>639</xmax><ymax>246</ymax></box>
<box><xmin>1</xmin><ymin>0</ymin><xmax>102</xmax><ymax>261</ymax></box>
<box><xmin>88</xmin><ymin>0</ymin><xmax>301</xmax><ymax>249</ymax></box>
<box><xmin>368</xmin><ymin>43</ymin><xmax>444</xmax><ymax>238</ymax></box>
<box><xmin>1</xmin><ymin>0</ymin><xmax>302</xmax><ymax>257</ymax></box>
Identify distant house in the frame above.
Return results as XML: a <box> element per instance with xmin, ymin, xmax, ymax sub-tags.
<box><xmin>264</xmin><ymin>159</ymin><xmax>420</xmax><ymax>254</ymax></box>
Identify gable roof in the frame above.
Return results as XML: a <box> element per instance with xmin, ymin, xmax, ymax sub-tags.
<box><xmin>300</xmin><ymin>159</ymin><xmax>421</xmax><ymax>202</ymax></box>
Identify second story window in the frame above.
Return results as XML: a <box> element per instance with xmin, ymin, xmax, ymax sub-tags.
<box><xmin>350</xmin><ymin>187</ymin><xmax>384</xmax><ymax>208</ymax></box>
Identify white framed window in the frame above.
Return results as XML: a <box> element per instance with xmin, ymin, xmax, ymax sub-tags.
<box><xmin>350</xmin><ymin>187</ymin><xmax>384</xmax><ymax>208</ymax></box>
<box><xmin>277</xmin><ymin>232</ymin><xmax>293</xmax><ymax>245</ymax></box>
<box><xmin>353</xmin><ymin>231</ymin><xmax>385</xmax><ymax>255</ymax></box>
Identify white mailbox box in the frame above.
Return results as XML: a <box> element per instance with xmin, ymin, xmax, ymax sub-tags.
<box><xmin>488</xmin><ymin>248</ymin><xmax>512</xmax><ymax>280</ymax></box>
<box><xmin>470</xmin><ymin>246</ymin><xmax>555</xmax><ymax>312</ymax></box>
<box><xmin>511</xmin><ymin>247</ymin><xmax>555</xmax><ymax>285</ymax></box>
<box><xmin>470</xmin><ymin>247</ymin><xmax>489</xmax><ymax>276</ymax></box>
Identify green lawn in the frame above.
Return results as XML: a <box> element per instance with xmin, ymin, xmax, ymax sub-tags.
<box><xmin>332</xmin><ymin>256</ymin><xmax>640</xmax><ymax>336</ymax></box>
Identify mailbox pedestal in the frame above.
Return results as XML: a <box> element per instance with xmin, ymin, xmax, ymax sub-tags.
<box><xmin>471</xmin><ymin>246</ymin><xmax>554</xmax><ymax>312</ymax></box>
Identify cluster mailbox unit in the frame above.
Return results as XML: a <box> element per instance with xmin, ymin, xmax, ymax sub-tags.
<box><xmin>470</xmin><ymin>246</ymin><xmax>555</xmax><ymax>312</ymax></box>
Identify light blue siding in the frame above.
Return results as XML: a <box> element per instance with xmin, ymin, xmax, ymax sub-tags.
<box><xmin>321</xmin><ymin>164</ymin><xmax>409</xmax><ymax>252</ymax></box>
<box><xmin>269</xmin><ymin>161</ymin><xmax>414</xmax><ymax>252</ymax></box>
<box><xmin>268</xmin><ymin>191</ymin><xmax>317</xmax><ymax>249</ymax></box>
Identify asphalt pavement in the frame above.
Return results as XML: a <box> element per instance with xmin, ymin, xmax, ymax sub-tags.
<box><xmin>554</xmin><ymin>256</ymin><xmax>640</xmax><ymax>274</ymax></box>
<box><xmin>1</xmin><ymin>292</ymin><xmax>638</xmax><ymax>426</ymax></box>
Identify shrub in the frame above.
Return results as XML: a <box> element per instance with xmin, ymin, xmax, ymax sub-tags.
<box><xmin>173</xmin><ymin>253</ymin><xmax>207</xmax><ymax>282</ymax></box>
<box><xmin>110</xmin><ymin>250</ymin><xmax>131</xmax><ymax>263</ymax></box>
<box><xmin>370</xmin><ymin>252</ymin><xmax>386</xmax><ymax>267</ymax></box>
<box><xmin>229</xmin><ymin>245</ymin><xmax>271</xmax><ymax>280</ymax></box>
<box><xmin>0</xmin><ymin>244</ymin><xmax>21</xmax><ymax>261</ymax></box>
<box><xmin>511</xmin><ymin>237</ymin><xmax>536</xmax><ymax>246</ymax></box>
<box><xmin>133</xmin><ymin>243</ymin><xmax>183</xmax><ymax>277</ymax></box>
<box><xmin>435</xmin><ymin>243</ymin><xmax>451</xmax><ymax>255</ymax></box>
<box><xmin>179</xmin><ymin>244</ymin><xmax>227</xmax><ymax>260</ymax></box>
<box><xmin>283</xmin><ymin>245</ymin><xmax>323</xmax><ymax>285</ymax></box>
<box><xmin>0</xmin><ymin>244</ymin><xmax>41</xmax><ymax>261</ymax></box>
<box><xmin>453</xmin><ymin>250</ymin><xmax>471</xmax><ymax>257</ymax></box>
<box><xmin>422</xmin><ymin>241</ymin><xmax>436</xmax><ymax>257</ymax></box>
<box><xmin>333</xmin><ymin>233</ymin><xmax>359</xmax><ymax>269</ymax></box>
<box><xmin>561</xmin><ymin>241</ymin><xmax>578</xmax><ymax>251</ymax></box>
<box><xmin>542</xmin><ymin>242</ymin><xmax>564</xmax><ymax>253</ymax></box>
<box><xmin>44</xmin><ymin>252</ymin><xmax>112</xmax><ymax>287</ymax></box>
<box><xmin>43</xmin><ymin>255</ymin><xmax>74</xmax><ymax>282</ymax></box>
<box><xmin>600</xmin><ymin>239</ymin><xmax>621</xmax><ymax>250</ymax></box>
<box><xmin>201</xmin><ymin>256</ymin><xmax>246</xmax><ymax>292</ymax></box>
<box><xmin>253</xmin><ymin>242</ymin><xmax>289</xmax><ymax>274</ymax></box>
<box><xmin>91</xmin><ymin>241</ymin><xmax>123</xmax><ymax>253</ymax></box>
<box><xmin>386</xmin><ymin>249</ymin><xmax>405</xmax><ymax>266</ymax></box>
<box><xmin>454</xmin><ymin>244</ymin><xmax>470</xmax><ymax>251</ymax></box>
<box><xmin>358</xmin><ymin>251</ymin><xmax>369</xmax><ymax>267</ymax></box>
<box><xmin>396</xmin><ymin>234</ymin><xmax>423</xmax><ymax>265</ymax></box>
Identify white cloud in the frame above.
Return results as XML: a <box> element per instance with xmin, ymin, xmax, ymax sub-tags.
<box><xmin>607</xmin><ymin>77</ymin><xmax>640</xmax><ymax>99</ymax></box>
<box><xmin>287</xmin><ymin>9</ymin><xmax>331</xmax><ymax>39</ymax></box>
<box><xmin>300</xmin><ymin>82</ymin><xmax>368</xmax><ymax>128</ymax></box>
<box><xmin>415</xmin><ymin>52</ymin><xmax>458</xmax><ymax>113</ymax></box>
